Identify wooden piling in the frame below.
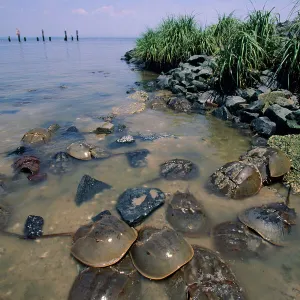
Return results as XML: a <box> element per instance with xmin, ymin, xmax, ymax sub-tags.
<box><xmin>71</xmin><ymin>35</ymin><xmax>74</xmax><ymax>41</ymax></box>
<box><xmin>49</xmin><ymin>37</ymin><xmax>51</xmax><ymax>41</ymax></box>
<box><xmin>24</xmin><ymin>37</ymin><xmax>27</xmax><ymax>42</ymax></box>
<box><xmin>8</xmin><ymin>36</ymin><xmax>11</xmax><ymax>42</ymax></box>
<box><xmin>64</xmin><ymin>30</ymin><xmax>67</xmax><ymax>41</ymax></box>
<box><xmin>76</xmin><ymin>30</ymin><xmax>79</xmax><ymax>41</ymax></box>
<box><xmin>42</xmin><ymin>29</ymin><xmax>45</xmax><ymax>42</ymax></box>
<box><xmin>16</xmin><ymin>28</ymin><xmax>21</xmax><ymax>42</ymax></box>
<box><xmin>37</xmin><ymin>37</ymin><xmax>39</xmax><ymax>41</ymax></box>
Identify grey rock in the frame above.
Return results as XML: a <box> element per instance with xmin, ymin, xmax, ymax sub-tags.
<box><xmin>49</xmin><ymin>152</ymin><xmax>74</xmax><ymax>175</ymax></box>
<box><xmin>186</xmin><ymin>92</ymin><xmax>199</xmax><ymax>102</ymax></box>
<box><xmin>186</xmin><ymin>85</ymin><xmax>198</xmax><ymax>93</ymax></box>
<box><xmin>198</xmin><ymin>90</ymin><xmax>216</xmax><ymax>104</ymax></box>
<box><xmin>116</xmin><ymin>187</ymin><xmax>165</xmax><ymax>226</ymax></box>
<box><xmin>191</xmin><ymin>80</ymin><xmax>209</xmax><ymax>92</ymax></box>
<box><xmin>252</xmin><ymin>136</ymin><xmax>268</xmax><ymax>147</ymax></box>
<box><xmin>171</xmin><ymin>85</ymin><xmax>187</xmax><ymax>95</ymax></box>
<box><xmin>236</xmin><ymin>88</ymin><xmax>259</xmax><ymax>102</ymax></box>
<box><xmin>198</xmin><ymin>67</ymin><xmax>213</xmax><ymax>79</ymax></box>
<box><xmin>66</xmin><ymin>126</ymin><xmax>79</xmax><ymax>133</ymax></box>
<box><xmin>126</xmin><ymin>149</ymin><xmax>150</xmax><ymax>168</ymax></box>
<box><xmin>261</xmin><ymin>69</ymin><xmax>273</xmax><ymax>76</ymax></box>
<box><xmin>287</xmin><ymin>110</ymin><xmax>300</xmax><ymax>123</ymax></box>
<box><xmin>239</xmin><ymin>111</ymin><xmax>260</xmax><ymax>123</ymax></box>
<box><xmin>0</xmin><ymin>180</ymin><xmax>7</xmax><ymax>196</ymax></box>
<box><xmin>257</xmin><ymin>85</ymin><xmax>271</xmax><ymax>94</ymax></box>
<box><xmin>148</xmin><ymin>96</ymin><xmax>168</xmax><ymax>110</ymax></box>
<box><xmin>251</xmin><ymin>116</ymin><xmax>276</xmax><ymax>137</ymax></box>
<box><xmin>212</xmin><ymin>107</ymin><xmax>233</xmax><ymax>121</ymax></box>
<box><xmin>244</xmin><ymin>100</ymin><xmax>264</xmax><ymax>113</ymax></box>
<box><xmin>157</xmin><ymin>75</ymin><xmax>171</xmax><ymax>89</ymax></box>
<box><xmin>187</xmin><ymin>55</ymin><xmax>209</xmax><ymax>66</ymax></box>
<box><xmin>264</xmin><ymin>104</ymin><xmax>292</xmax><ymax>128</ymax></box>
<box><xmin>225</xmin><ymin>96</ymin><xmax>247</xmax><ymax>113</ymax></box>
<box><xmin>167</xmin><ymin>97</ymin><xmax>192</xmax><ymax>113</ymax></box>
<box><xmin>117</xmin><ymin>135</ymin><xmax>135</xmax><ymax>144</ymax></box>
<box><xmin>75</xmin><ymin>175</ymin><xmax>112</xmax><ymax>206</ymax></box>
<box><xmin>24</xmin><ymin>215</ymin><xmax>44</xmax><ymax>239</ymax></box>
<box><xmin>93</xmin><ymin>122</ymin><xmax>114</xmax><ymax>134</ymax></box>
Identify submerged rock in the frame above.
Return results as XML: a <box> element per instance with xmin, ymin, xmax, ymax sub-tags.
<box><xmin>126</xmin><ymin>149</ymin><xmax>150</xmax><ymax>168</ymax></box>
<box><xmin>49</xmin><ymin>152</ymin><xmax>74</xmax><ymax>174</ymax></box>
<box><xmin>160</xmin><ymin>159</ymin><xmax>198</xmax><ymax>180</ymax></box>
<box><xmin>167</xmin><ymin>97</ymin><xmax>192</xmax><ymax>113</ymax></box>
<box><xmin>116</xmin><ymin>187</ymin><xmax>165</xmax><ymax>226</ymax></box>
<box><xmin>24</xmin><ymin>215</ymin><xmax>44</xmax><ymax>239</ymax></box>
<box><xmin>75</xmin><ymin>175</ymin><xmax>112</xmax><ymax>206</ymax></box>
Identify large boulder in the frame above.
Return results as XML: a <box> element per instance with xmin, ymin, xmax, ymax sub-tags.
<box><xmin>251</xmin><ymin>117</ymin><xmax>276</xmax><ymax>137</ymax></box>
<box><xmin>239</xmin><ymin>111</ymin><xmax>259</xmax><ymax>123</ymax></box>
<box><xmin>244</xmin><ymin>100</ymin><xmax>264</xmax><ymax>113</ymax></box>
<box><xmin>187</xmin><ymin>55</ymin><xmax>210</xmax><ymax>66</ymax></box>
<box><xmin>225</xmin><ymin>96</ymin><xmax>247</xmax><ymax>114</ymax></box>
<box><xmin>212</xmin><ymin>107</ymin><xmax>233</xmax><ymax>121</ymax></box>
<box><xmin>236</xmin><ymin>88</ymin><xmax>260</xmax><ymax>102</ymax></box>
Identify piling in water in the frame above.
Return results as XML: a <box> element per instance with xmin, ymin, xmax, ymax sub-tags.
<box><xmin>71</xmin><ymin>36</ymin><xmax>74</xmax><ymax>41</ymax></box>
<box><xmin>37</xmin><ymin>37</ymin><xmax>39</xmax><ymax>41</ymax></box>
<box><xmin>16</xmin><ymin>28</ymin><xmax>21</xmax><ymax>42</ymax></box>
<box><xmin>24</xmin><ymin>37</ymin><xmax>26</xmax><ymax>42</ymax></box>
<box><xmin>49</xmin><ymin>37</ymin><xmax>51</xmax><ymax>41</ymax></box>
<box><xmin>8</xmin><ymin>36</ymin><xmax>11</xmax><ymax>42</ymax></box>
<box><xmin>76</xmin><ymin>30</ymin><xmax>79</xmax><ymax>41</ymax></box>
<box><xmin>42</xmin><ymin>29</ymin><xmax>45</xmax><ymax>42</ymax></box>
<box><xmin>64</xmin><ymin>30</ymin><xmax>67</xmax><ymax>41</ymax></box>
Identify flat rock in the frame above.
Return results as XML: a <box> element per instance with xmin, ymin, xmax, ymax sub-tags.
<box><xmin>265</xmin><ymin>104</ymin><xmax>294</xmax><ymax>130</ymax></box>
<box><xmin>251</xmin><ymin>116</ymin><xmax>276</xmax><ymax>137</ymax></box>
<box><xmin>244</xmin><ymin>100</ymin><xmax>264</xmax><ymax>113</ymax></box>
<box><xmin>225</xmin><ymin>96</ymin><xmax>247</xmax><ymax>113</ymax></box>
<box><xmin>126</xmin><ymin>149</ymin><xmax>150</xmax><ymax>168</ymax></box>
<box><xmin>24</xmin><ymin>215</ymin><xmax>44</xmax><ymax>239</ymax></box>
<box><xmin>75</xmin><ymin>175</ymin><xmax>112</xmax><ymax>206</ymax></box>
<box><xmin>240</xmin><ymin>111</ymin><xmax>259</xmax><ymax>123</ymax></box>
<box><xmin>116</xmin><ymin>187</ymin><xmax>165</xmax><ymax>225</ymax></box>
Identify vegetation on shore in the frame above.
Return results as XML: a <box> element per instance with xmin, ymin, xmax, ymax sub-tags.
<box><xmin>133</xmin><ymin>5</ymin><xmax>300</xmax><ymax>92</ymax></box>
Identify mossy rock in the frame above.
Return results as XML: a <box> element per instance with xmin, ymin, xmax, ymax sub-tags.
<box><xmin>268</xmin><ymin>134</ymin><xmax>300</xmax><ymax>193</ymax></box>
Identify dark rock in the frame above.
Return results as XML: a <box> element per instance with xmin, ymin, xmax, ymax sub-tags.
<box><xmin>225</xmin><ymin>96</ymin><xmax>247</xmax><ymax>113</ymax></box>
<box><xmin>236</xmin><ymin>88</ymin><xmax>259</xmax><ymax>102</ymax></box>
<box><xmin>28</xmin><ymin>173</ymin><xmax>47</xmax><ymax>183</ymax></box>
<box><xmin>257</xmin><ymin>85</ymin><xmax>271</xmax><ymax>94</ymax></box>
<box><xmin>244</xmin><ymin>100</ymin><xmax>264</xmax><ymax>113</ymax></box>
<box><xmin>186</xmin><ymin>85</ymin><xmax>198</xmax><ymax>93</ymax></box>
<box><xmin>191</xmin><ymin>80</ymin><xmax>209</xmax><ymax>92</ymax></box>
<box><xmin>264</xmin><ymin>104</ymin><xmax>293</xmax><ymax>129</ymax></box>
<box><xmin>252</xmin><ymin>136</ymin><xmax>268</xmax><ymax>147</ymax></box>
<box><xmin>198</xmin><ymin>90</ymin><xmax>216</xmax><ymax>104</ymax></box>
<box><xmin>186</xmin><ymin>92</ymin><xmax>199</xmax><ymax>102</ymax></box>
<box><xmin>12</xmin><ymin>156</ymin><xmax>40</xmax><ymax>175</ymax></box>
<box><xmin>212</xmin><ymin>106</ymin><xmax>233</xmax><ymax>121</ymax></box>
<box><xmin>187</xmin><ymin>55</ymin><xmax>209</xmax><ymax>66</ymax></box>
<box><xmin>91</xmin><ymin>210</ymin><xmax>112</xmax><ymax>222</ymax></box>
<box><xmin>160</xmin><ymin>158</ymin><xmax>199</xmax><ymax>180</ymax></box>
<box><xmin>198</xmin><ymin>67</ymin><xmax>213</xmax><ymax>79</ymax></box>
<box><xmin>75</xmin><ymin>175</ymin><xmax>112</xmax><ymax>206</ymax></box>
<box><xmin>148</xmin><ymin>96</ymin><xmax>168</xmax><ymax>110</ymax></box>
<box><xmin>67</xmin><ymin>126</ymin><xmax>79</xmax><ymax>133</ymax></box>
<box><xmin>116</xmin><ymin>187</ymin><xmax>165</xmax><ymax>226</ymax></box>
<box><xmin>49</xmin><ymin>152</ymin><xmax>74</xmax><ymax>174</ymax></box>
<box><xmin>157</xmin><ymin>75</ymin><xmax>171</xmax><ymax>89</ymax></box>
<box><xmin>287</xmin><ymin>109</ymin><xmax>300</xmax><ymax>124</ymax></box>
<box><xmin>7</xmin><ymin>146</ymin><xmax>27</xmax><ymax>156</ymax></box>
<box><xmin>171</xmin><ymin>85</ymin><xmax>187</xmax><ymax>94</ymax></box>
<box><xmin>24</xmin><ymin>215</ymin><xmax>44</xmax><ymax>239</ymax></box>
<box><xmin>116</xmin><ymin>124</ymin><xmax>126</xmax><ymax>132</ymax></box>
<box><xmin>126</xmin><ymin>149</ymin><xmax>150</xmax><ymax>168</ymax></box>
<box><xmin>251</xmin><ymin>116</ymin><xmax>277</xmax><ymax>137</ymax></box>
<box><xmin>167</xmin><ymin>97</ymin><xmax>192</xmax><ymax>113</ymax></box>
<box><xmin>240</xmin><ymin>111</ymin><xmax>260</xmax><ymax>123</ymax></box>
<box><xmin>123</xmin><ymin>49</ymin><xmax>135</xmax><ymax>61</ymax></box>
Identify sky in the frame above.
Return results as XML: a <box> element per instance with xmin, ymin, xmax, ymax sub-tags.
<box><xmin>0</xmin><ymin>0</ymin><xmax>298</xmax><ymax>38</ymax></box>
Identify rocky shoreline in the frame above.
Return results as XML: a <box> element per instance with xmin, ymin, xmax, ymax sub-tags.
<box><xmin>122</xmin><ymin>51</ymin><xmax>300</xmax><ymax>193</ymax></box>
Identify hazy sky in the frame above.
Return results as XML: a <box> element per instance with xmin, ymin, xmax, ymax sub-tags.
<box><xmin>0</xmin><ymin>0</ymin><xmax>298</xmax><ymax>37</ymax></box>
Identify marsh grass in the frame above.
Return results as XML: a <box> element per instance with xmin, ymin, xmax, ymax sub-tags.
<box><xmin>135</xmin><ymin>6</ymin><xmax>300</xmax><ymax>91</ymax></box>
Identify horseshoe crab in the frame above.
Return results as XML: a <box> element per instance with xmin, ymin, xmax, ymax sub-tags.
<box><xmin>129</xmin><ymin>227</ymin><xmax>194</xmax><ymax>280</ymax></box>
<box><xmin>183</xmin><ymin>246</ymin><xmax>246</xmax><ymax>299</ymax></box>
<box><xmin>21</xmin><ymin>124</ymin><xmax>60</xmax><ymax>145</ymax></box>
<box><xmin>213</xmin><ymin>221</ymin><xmax>269</xmax><ymax>260</ymax></box>
<box><xmin>71</xmin><ymin>215</ymin><xmax>137</xmax><ymax>267</ymax></box>
<box><xmin>68</xmin><ymin>255</ymin><xmax>142</xmax><ymax>300</ymax></box>
<box><xmin>238</xmin><ymin>202</ymin><xmax>297</xmax><ymax>246</ymax></box>
<box><xmin>210</xmin><ymin>161</ymin><xmax>262</xmax><ymax>199</ymax></box>
<box><xmin>12</xmin><ymin>155</ymin><xmax>40</xmax><ymax>175</ymax></box>
<box><xmin>240</xmin><ymin>146</ymin><xmax>291</xmax><ymax>183</ymax></box>
<box><xmin>160</xmin><ymin>159</ymin><xmax>199</xmax><ymax>180</ymax></box>
<box><xmin>166</xmin><ymin>191</ymin><xmax>209</xmax><ymax>237</ymax></box>
<box><xmin>66</xmin><ymin>142</ymin><xmax>111</xmax><ymax>161</ymax></box>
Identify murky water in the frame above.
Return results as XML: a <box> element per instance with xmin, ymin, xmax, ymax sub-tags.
<box><xmin>0</xmin><ymin>38</ymin><xmax>299</xmax><ymax>300</ymax></box>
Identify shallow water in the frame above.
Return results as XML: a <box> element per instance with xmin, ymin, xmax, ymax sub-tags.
<box><xmin>0</xmin><ymin>38</ymin><xmax>300</xmax><ymax>300</ymax></box>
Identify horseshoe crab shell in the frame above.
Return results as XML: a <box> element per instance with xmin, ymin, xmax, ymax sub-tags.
<box><xmin>68</xmin><ymin>255</ymin><xmax>142</xmax><ymax>300</ymax></box>
<box><xmin>22</xmin><ymin>128</ymin><xmax>51</xmax><ymax>145</ymax></box>
<box><xmin>210</xmin><ymin>161</ymin><xmax>262</xmax><ymax>199</ymax></box>
<box><xmin>238</xmin><ymin>202</ymin><xmax>297</xmax><ymax>246</ymax></box>
<box><xmin>129</xmin><ymin>227</ymin><xmax>194</xmax><ymax>280</ymax></box>
<box><xmin>166</xmin><ymin>191</ymin><xmax>208</xmax><ymax>237</ymax></box>
<box><xmin>71</xmin><ymin>215</ymin><xmax>137</xmax><ymax>267</ymax></box>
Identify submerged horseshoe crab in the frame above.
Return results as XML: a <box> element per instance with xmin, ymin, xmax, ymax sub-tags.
<box><xmin>238</xmin><ymin>202</ymin><xmax>297</xmax><ymax>246</ymax></box>
<box><xmin>240</xmin><ymin>146</ymin><xmax>291</xmax><ymax>183</ymax></box>
<box><xmin>166</xmin><ymin>191</ymin><xmax>209</xmax><ymax>237</ymax></box>
<box><xmin>129</xmin><ymin>227</ymin><xmax>194</xmax><ymax>280</ymax></box>
<box><xmin>21</xmin><ymin>124</ymin><xmax>60</xmax><ymax>145</ymax></box>
<box><xmin>210</xmin><ymin>161</ymin><xmax>262</xmax><ymax>199</ymax></box>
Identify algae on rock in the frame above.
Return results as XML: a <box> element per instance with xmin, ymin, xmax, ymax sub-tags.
<box><xmin>268</xmin><ymin>134</ymin><xmax>300</xmax><ymax>193</ymax></box>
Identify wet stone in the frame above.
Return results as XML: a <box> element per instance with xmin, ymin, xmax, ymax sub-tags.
<box><xmin>49</xmin><ymin>152</ymin><xmax>74</xmax><ymax>175</ymax></box>
<box><xmin>213</xmin><ymin>221</ymin><xmax>269</xmax><ymax>260</ymax></box>
<box><xmin>116</xmin><ymin>187</ymin><xmax>165</xmax><ymax>226</ymax></box>
<box><xmin>109</xmin><ymin>135</ymin><xmax>136</xmax><ymax>150</ymax></box>
<box><xmin>126</xmin><ymin>149</ymin><xmax>150</xmax><ymax>168</ymax></box>
<box><xmin>75</xmin><ymin>175</ymin><xmax>112</xmax><ymax>206</ymax></box>
<box><xmin>160</xmin><ymin>159</ymin><xmax>199</xmax><ymax>180</ymax></box>
<box><xmin>28</xmin><ymin>173</ymin><xmax>47</xmax><ymax>183</ymax></box>
<box><xmin>24</xmin><ymin>215</ymin><xmax>44</xmax><ymax>239</ymax></box>
<box><xmin>66</xmin><ymin>126</ymin><xmax>79</xmax><ymax>133</ymax></box>
<box><xmin>12</xmin><ymin>155</ymin><xmax>40</xmax><ymax>175</ymax></box>
<box><xmin>7</xmin><ymin>146</ymin><xmax>27</xmax><ymax>157</ymax></box>
<box><xmin>91</xmin><ymin>210</ymin><xmax>112</xmax><ymax>222</ymax></box>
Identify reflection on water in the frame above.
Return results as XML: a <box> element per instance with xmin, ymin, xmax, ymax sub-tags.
<box><xmin>0</xmin><ymin>39</ymin><xmax>300</xmax><ymax>300</ymax></box>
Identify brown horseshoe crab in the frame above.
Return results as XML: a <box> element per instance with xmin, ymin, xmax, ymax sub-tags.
<box><xmin>210</xmin><ymin>161</ymin><xmax>262</xmax><ymax>199</ymax></box>
<box><xmin>71</xmin><ymin>215</ymin><xmax>137</xmax><ymax>267</ymax></box>
<box><xmin>166</xmin><ymin>191</ymin><xmax>209</xmax><ymax>237</ymax></box>
<box><xmin>240</xmin><ymin>146</ymin><xmax>291</xmax><ymax>183</ymax></box>
<box><xmin>68</xmin><ymin>255</ymin><xmax>142</xmax><ymax>300</ymax></box>
<box><xmin>129</xmin><ymin>227</ymin><xmax>194</xmax><ymax>280</ymax></box>
<box><xmin>21</xmin><ymin>124</ymin><xmax>60</xmax><ymax>145</ymax></box>
<box><xmin>67</xmin><ymin>142</ymin><xmax>111</xmax><ymax>160</ymax></box>
<box><xmin>238</xmin><ymin>202</ymin><xmax>297</xmax><ymax>246</ymax></box>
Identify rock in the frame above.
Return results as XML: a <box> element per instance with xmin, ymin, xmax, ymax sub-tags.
<box><xmin>236</xmin><ymin>88</ymin><xmax>259</xmax><ymax>102</ymax></box>
<box><xmin>49</xmin><ymin>152</ymin><xmax>74</xmax><ymax>174</ymax></box>
<box><xmin>123</xmin><ymin>49</ymin><xmax>135</xmax><ymax>61</ymax></box>
<box><xmin>252</xmin><ymin>136</ymin><xmax>268</xmax><ymax>147</ymax></box>
<box><xmin>191</xmin><ymin>80</ymin><xmax>209</xmax><ymax>92</ymax></box>
<box><xmin>94</xmin><ymin>122</ymin><xmax>114</xmax><ymax>134</ymax></box>
<box><xmin>91</xmin><ymin>210</ymin><xmax>112</xmax><ymax>222</ymax></box>
<box><xmin>198</xmin><ymin>67</ymin><xmax>213</xmax><ymax>79</ymax></box>
<box><xmin>24</xmin><ymin>215</ymin><xmax>44</xmax><ymax>239</ymax></box>
<box><xmin>225</xmin><ymin>96</ymin><xmax>247</xmax><ymax>113</ymax></box>
<box><xmin>117</xmin><ymin>135</ymin><xmax>135</xmax><ymax>144</ymax></box>
<box><xmin>187</xmin><ymin>55</ymin><xmax>209</xmax><ymax>66</ymax></box>
<box><xmin>66</xmin><ymin>126</ymin><xmax>79</xmax><ymax>133</ymax></box>
<box><xmin>28</xmin><ymin>173</ymin><xmax>47</xmax><ymax>183</ymax></box>
<box><xmin>257</xmin><ymin>85</ymin><xmax>271</xmax><ymax>94</ymax></box>
<box><xmin>287</xmin><ymin>110</ymin><xmax>300</xmax><ymax>124</ymax></box>
<box><xmin>186</xmin><ymin>92</ymin><xmax>199</xmax><ymax>102</ymax></box>
<box><xmin>251</xmin><ymin>117</ymin><xmax>276</xmax><ymax>137</ymax></box>
<box><xmin>260</xmin><ymin>75</ymin><xmax>278</xmax><ymax>90</ymax></box>
<box><xmin>171</xmin><ymin>85</ymin><xmax>187</xmax><ymax>95</ymax></box>
<box><xmin>198</xmin><ymin>90</ymin><xmax>216</xmax><ymax>104</ymax></box>
<box><xmin>7</xmin><ymin>146</ymin><xmax>27</xmax><ymax>156</ymax></box>
<box><xmin>264</xmin><ymin>104</ymin><xmax>294</xmax><ymax>130</ymax></box>
<box><xmin>239</xmin><ymin>111</ymin><xmax>260</xmax><ymax>123</ymax></box>
<box><xmin>212</xmin><ymin>106</ymin><xmax>233</xmax><ymax>121</ymax></box>
<box><xmin>244</xmin><ymin>100</ymin><xmax>264</xmax><ymax>113</ymax></box>
<box><xmin>127</xmin><ymin>91</ymin><xmax>149</xmax><ymax>102</ymax></box>
<box><xmin>126</xmin><ymin>149</ymin><xmax>150</xmax><ymax>168</ymax></box>
<box><xmin>148</xmin><ymin>96</ymin><xmax>168</xmax><ymax>110</ymax></box>
<box><xmin>76</xmin><ymin>119</ymin><xmax>115</xmax><ymax>134</ymax></box>
<box><xmin>116</xmin><ymin>188</ymin><xmax>165</xmax><ymax>225</ymax></box>
<box><xmin>75</xmin><ymin>175</ymin><xmax>112</xmax><ymax>206</ymax></box>
<box><xmin>167</xmin><ymin>97</ymin><xmax>192</xmax><ymax>113</ymax></box>
<box><xmin>160</xmin><ymin>159</ymin><xmax>199</xmax><ymax>180</ymax></box>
